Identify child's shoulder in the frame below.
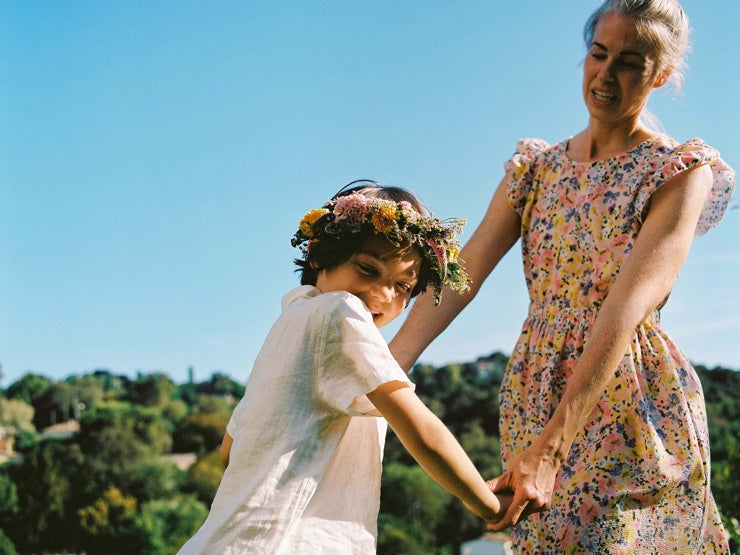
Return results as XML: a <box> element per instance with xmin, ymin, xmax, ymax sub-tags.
<box><xmin>282</xmin><ymin>286</ymin><xmax>371</xmax><ymax>322</ymax></box>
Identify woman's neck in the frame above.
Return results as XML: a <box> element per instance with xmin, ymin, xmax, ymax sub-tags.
<box><xmin>569</xmin><ymin>119</ymin><xmax>657</xmax><ymax>162</ymax></box>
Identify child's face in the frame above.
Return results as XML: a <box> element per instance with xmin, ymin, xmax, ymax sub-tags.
<box><xmin>315</xmin><ymin>235</ymin><xmax>421</xmax><ymax>328</ymax></box>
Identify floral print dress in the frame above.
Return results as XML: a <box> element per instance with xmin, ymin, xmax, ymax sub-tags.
<box><xmin>500</xmin><ymin>135</ymin><xmax>734</xmax><ymax>553</ymax></box>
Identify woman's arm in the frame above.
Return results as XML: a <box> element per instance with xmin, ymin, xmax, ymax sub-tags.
<box><xmin>220</xmin><ymin>432</ymin><xmax>233</xmax><ymax>468</ymax></box>
<box><xmin>367</xmin><ymin>381</ymin><xmax>511</xmax><ymax>523</ymax></box>
<box><xmin>390</xmin><ymin>179</ymin><xmax>521</xmax><ymax>371</ymax></box>
<box><xmin>487</xmin><ymin>164</ymin><xmax>713</xmax><ymax>530</ymax></box>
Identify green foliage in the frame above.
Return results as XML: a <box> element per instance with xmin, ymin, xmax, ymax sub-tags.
<box><xmin>3</xmin><ymin>439</ymin><xmax>86</xmax><ymax>553</ymax></box>
<box><xmin>90</xmin><ymin>369</ymin><xmax>132</xmax><ymax>400</ymax></box>
<box><xmin>191</xmin><ymin>393</ymin><xmax>236</xmax><ymax>420</ymax></box>
<box><xmin>378</xmin><ymin>463</ymin><xmax>460</xmax><ymax>552</ymax></box>
<box><xmin>0</xmin><ymin>529</ymin><xmax>17</xmax><ymax>555</ymax></box>
<box><xmin>137</xmin><ymin>495</ymin><xmax>209</xmax><ymax>554</ymax></box>
<box><xmin>122</xmin><ymin>459</ymin><xmax>187</xmax><ymax>503</ymax></box>
<box><xmin>0</xmin><ymin>398</ymin><xmax>35</xmax><ymax>435</ymax></box>
<box><xmin>76</xmin><ymin>402</ymin><xmax>173</xmax><ymax>501</ymax></box>
<box><xmin>78</xmin><ymin>487</ymin><xmax>142</xmax><ymax>555</ymax></box>
<box><xmin>0</xmin><ymin>361</ymin><xmax>736</xmax><ymax>553</ymax></box>
<box><xmin>5</xmin><ymin>373</ymin><xmax>52</xmax><ymax>405</ymax></box>
<box><xmin>0</xmin><ymin>472</ymin><xmax>19</xmax><ymax>517</ymax></box>
<box><xmin>185</xmin><ymin>449</ymin><xmax>225</xmax><ymax>505</ymax></box>
<box><xmin>161</xmin><ymin>399</ymin><xmax>189</xmax><ymax>430</ymax></box>
<box><xmin>31</xmin><ymin>378</ymin><xmax>104</xmax><ymax>429</ymax></box>
<box><xmin>377</xmin><ymin>513</ymin><xmax>446</xmax><ymax>555</ymax></box>
<box><xmin>79</xmin><ymin>401</ymin><xmax>173</xmax><ymax>457</ymax></box>
<box><xmin>195</xmin><ymin>372</ymin><xmax>245</xmax><ymax>399</ymax></box>
<box><xmin>127</xmin><ymin>373</ymin><xmax>177</xmax><ymax>408</ymax></box>
<box><xmin>173</xmin><ymin>412</ymin><xmax>228</xmax><ymax>455</ymax></box>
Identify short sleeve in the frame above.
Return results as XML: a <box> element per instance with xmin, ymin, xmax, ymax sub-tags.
<box><xmin>317</xmin><ymin>293</ymin><xmax>413</xmax><ymax>416</ymax></box>
<box><xmin>637</xmin><ymin>138</ymin><xmax>736</xmax><ymax>236</ymax></box>
<box><xmin>504</xmin><ymin>138</ymin><xmax>551</xmax><ymax>216</ymax></box>
<box><xmin>226</xmin><ymin>409</ymin><xmax>237</xmax><ymax>437</ymax></box>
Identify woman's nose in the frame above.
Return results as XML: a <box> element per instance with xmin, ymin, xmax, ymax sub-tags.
<box><xmin>599</xmin><ymin>61</ymin><xmax>615</xmax><ymax>81</ymax></box>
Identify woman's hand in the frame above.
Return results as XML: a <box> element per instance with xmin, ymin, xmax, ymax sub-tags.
<box><xmin>485</xmin><ymin>445</ymin><xmax>561</xmax><ymax>531</ymax></box>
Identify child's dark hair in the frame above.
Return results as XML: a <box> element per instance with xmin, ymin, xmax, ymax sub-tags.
<box><xmin>294</xmin><ymin>181</ymin><xmax>433</xmax><ymax>298</ymax></box>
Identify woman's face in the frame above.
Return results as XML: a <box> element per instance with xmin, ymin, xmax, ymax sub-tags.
<box><xmin>582</xmin><ymin>12</ymin><xmax>667</xmax><ymax>127</ymax></box>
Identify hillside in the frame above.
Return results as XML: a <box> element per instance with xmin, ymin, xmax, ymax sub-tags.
<box><xmin>0</xmin><ymin>354</ymin><xmax>737</xmax><ymax>553</ymax></box>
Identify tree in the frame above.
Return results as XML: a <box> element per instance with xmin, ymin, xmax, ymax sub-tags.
<box><xmin>5</xmin><ymin>373</ymin><xmax>52</xmax><ymax>406</ymax></box>
<box><xmin>0</xmin><ymin>529</ymin><xmax>17</xmax><ymax>555</ymax></box>
<box><xmin>185</xmin><ymin>449</ymin><xmax>225</xmax><ymax>505</ymax></box>
<box><xmin>136</xmin><ymin>495</ymin><xmax>209</xmax><ymax>554</ymax></box>
<box><xmin>127</xmin><ymin>373</ymin><xmax>176</xmax><ymax>408</ymax></box>
<box><xmin>0</xmin><ymin>471</ymin><xmax>19</xmax><ymax>519</ymax></box>
<box><xmin>379</xmin><ymin>463</ymin><xmax>451</xmax><ymax>551</ymax></box>
<box><xmin>78</xmin><ymin>487</ymin><xmax>141</xmax><ymax>555</ymax></box>
<box><xmin>173</xmin><ymin>413</ymin><xmax>227</xmax><ymax>455</ymax></box>
<box><xmin>123</xmin><ymin>459</ymin><xmax>186</xmax><ymax>503</ymax></box>
<box><xmin>0</xmin><ymin>399</ymin><xmax>35</xmax><ymax>435</ymax></box>
<box><xmin>77</xmin><ymin>402</ymin><xmax>173</xmax><ymax>499</ymax></box>
<box><xmin>4</xmin><ymin>439</ymin><xmax>86</xmax><ymax>553</ymax></box>
<box><xmin>160</xmin><ymin>399</ymin><xmax>188</xmax><ymax>433</ymax></box>
<box><xmin>190</xmin><ymin>393</ymin><xmax>235</xmax><ymax>420</ymax></box>
<box><xmin>195</xmin><ymin>372</ymin><xmax>245</xmax><ymax>399</ymax></box>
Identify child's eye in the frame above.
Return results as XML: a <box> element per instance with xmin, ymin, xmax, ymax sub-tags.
<box><xmin>356</xmin><ymin>263</ymin><xmax>377</xmax><ymax>276</ymax></box>
<box><xmin>397</xmin><ymin>282</ymin><xmax>413</xmax><ymax>293</ymax></box>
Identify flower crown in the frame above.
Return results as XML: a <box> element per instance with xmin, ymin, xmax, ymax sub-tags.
<box><xmin>291</xmin><ymin>192</ymin><xmax>469</xmax><ymax>305</ymax></box>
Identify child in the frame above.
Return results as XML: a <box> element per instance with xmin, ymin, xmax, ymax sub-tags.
<box><xmin>178</xmin><ymin>181</ymin><xmax>508</xmax><ymax>554</ymax></box>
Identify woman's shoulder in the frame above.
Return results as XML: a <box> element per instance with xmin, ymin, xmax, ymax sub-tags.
<box><xmin>638</xmin><ymin>134</ymin><xmax>726</xmax><ymax>162</ymax></box>
<box><xmin>634</xmin><ymin>135</ymin><xmax>734</xmax><ymax>181</ymax></box>
<box><xmin>506</xmin><ymin>137</ymin><xmax>565</xmax><ymax>170</ymax></box>
<box><xmin>511</xmin><ymin>137</ymin><xmax>562</xmax><ymax>157</ymax></box>
<box><xmin>634</xmin><ymin>135</ymin><xmax>735</xmax><ymax>235</ymax></box>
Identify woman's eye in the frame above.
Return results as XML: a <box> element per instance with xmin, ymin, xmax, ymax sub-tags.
<box><xmin>397</xmin><ymin>282</ymin><xmax>412</xmax><ymax>293</ymax></box>
<box><xmin>590</xmin><ymin>52</ymin><xmax>606</xmax><ymax>60</ymax></box>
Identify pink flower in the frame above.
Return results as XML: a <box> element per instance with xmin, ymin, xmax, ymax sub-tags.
<box><xmin>334</xmin><ymin>194</ymin><xmax>371</xmax><ymax>224</ymax></box>
<box><xmin>399</xmin><ymin>201</ymin><xmax>420</xmax><ymax>223</ymax></box>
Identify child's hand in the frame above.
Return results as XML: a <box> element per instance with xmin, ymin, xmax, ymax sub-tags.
<box><xmin>488</xmin><ymin>489</ymin><xmax>514</xmax><ymax>526</ymax></box>
<box><xmin>463</xmin><ymin>488</ymin><xmax>513</xmax><ymax>526</ymax></box>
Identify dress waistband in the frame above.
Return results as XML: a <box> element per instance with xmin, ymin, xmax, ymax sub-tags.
<box><xmin>527</xmin><ymin>298</ymin><xmax>660</xmax><ymax>325</ymax></box>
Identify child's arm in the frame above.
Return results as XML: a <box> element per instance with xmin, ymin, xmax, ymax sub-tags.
<box><xmin>220</xmin><ymin>432</ymin><xmax>233</xmax><ymax>468</ymax></box>
<box><xmin>366</xmin><ymin>380</ymin><xmax>507</xmax><ymax>524</ymax></box>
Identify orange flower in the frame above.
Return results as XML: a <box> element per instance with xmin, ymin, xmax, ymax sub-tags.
<box><xmin>370</xmin><ymin>205</ymin><xmax>397</xmax><ymax>234</ymax></box>
<box><xmin>299</xmin><ymin>208</ymin><xmax>328</xmax><ymax>237</ymax></box>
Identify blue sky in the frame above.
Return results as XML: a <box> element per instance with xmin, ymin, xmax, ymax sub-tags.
<box><xmin>1</xmin><ymin>1</ymin><xmax>738</xmax><ymax>386</ymax></box>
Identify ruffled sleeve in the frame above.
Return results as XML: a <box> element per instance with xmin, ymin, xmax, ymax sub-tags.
<box><xmin>637</xmin><ymin>138</ymin><xmax>735</xmax><ymax>236</ymax></box>
<box><xmin>504</xmin><ymin>138</ymin><xmax>550</xmax><ymax>216</ymax></box>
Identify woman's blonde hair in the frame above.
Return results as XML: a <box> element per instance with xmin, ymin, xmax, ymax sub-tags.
<box><xmin>584</xmin><ymin>0</ymin><xmax>690</xmax><ymax>93</ymax></box>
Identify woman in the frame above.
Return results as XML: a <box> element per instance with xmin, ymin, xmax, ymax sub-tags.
<box><xmin>390</xmin><ymin>0</ymin><xmax>734</xmax><ymax>551</ymax></box>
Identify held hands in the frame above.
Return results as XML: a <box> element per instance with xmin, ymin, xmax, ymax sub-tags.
<box><xmin>484</xmin><ymin>447</ymin><xmax>561</xmax><ymax>531</ymax></box>
<box><xmin>463</xmin><ymin>489</ymin><xmax>513</xmax><ymax>526</ymax></box>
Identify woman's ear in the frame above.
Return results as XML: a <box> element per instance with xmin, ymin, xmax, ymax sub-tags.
<box><xmin>653</xmin><ymin>69</ymin><xmax>670</xmax><ymax>89</ymax></box>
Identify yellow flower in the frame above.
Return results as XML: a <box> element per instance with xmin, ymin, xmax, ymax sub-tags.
<box><xmin>371</xmin><ymin>205</ymin><xmax>397</xmax><ymax>234</ymax></box>
<box><xmin>299</xmin><ymin>208</ymin><xmax>328</xmax><ymax>237</ymax></box>
<box><xmin>448</xmin><ymin>247</ymin><xmax>459</xmax><ymax>262</ymax></box>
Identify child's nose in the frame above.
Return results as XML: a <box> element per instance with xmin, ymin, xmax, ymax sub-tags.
<box><xmin>372</xmin><ymin>283</ymin><xmax>394</xmax><ymax>304</ymax></box>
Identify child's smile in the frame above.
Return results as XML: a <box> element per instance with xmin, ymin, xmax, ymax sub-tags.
<box><xmin>315</xmin><ymin>235</ymin><xmax>421</xmax><ymax>328</ymax></box>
